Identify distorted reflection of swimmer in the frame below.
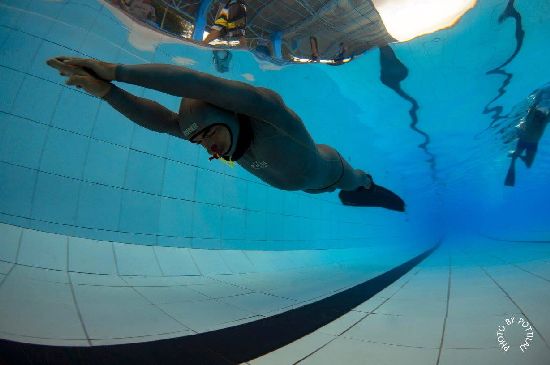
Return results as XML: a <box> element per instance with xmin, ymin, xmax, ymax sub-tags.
<box><xmin>46</xmin><ymin>57</ymin><xmax>405</xmax><ymax>211</ymax></box>
<box><xmin>504</xmin><ymin>84</ymin><xmax>550</xmax><ymax>186</ymax></box>
<box><xmin>212</xmin><ymin>50</ymin><xmax>232</xmax><ymax>73</ymax></box>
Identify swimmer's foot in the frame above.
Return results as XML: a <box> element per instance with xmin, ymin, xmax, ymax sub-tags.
<box><xmin>339</xmin><ymin>180</ymin><xmax>405</xmax><ymax>212</ymax></box>
<box><xmin>364</xmin><ymin>174</ymin><xmax>374</xmax><ymax>189</ymax></box>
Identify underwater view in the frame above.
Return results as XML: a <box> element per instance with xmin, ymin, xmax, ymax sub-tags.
<box><xmin>0</xmin><ymin>0</ymin><xmax>549</xmax><ymax>364</ymax></box>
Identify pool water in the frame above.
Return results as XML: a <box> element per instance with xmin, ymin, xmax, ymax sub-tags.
<box><xmin>0</xmin><ymin>0</ymin><xmax>549</xmax><ymax>364</ymax></box>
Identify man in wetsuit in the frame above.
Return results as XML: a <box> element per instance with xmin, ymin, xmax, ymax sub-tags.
<box><xmin>46</xmin><ymin>57</ymin><xmax>405</xmax><ymax>211</ymax></box>
<box><xmin>504</xmin><ymin>84</ymin><xmax>550</xmax><ymax>186</ymax></box>
<box><xmin>509</xmin><ymin>90</ymin><xmax>550</xmax><ymax>166</ymax></box>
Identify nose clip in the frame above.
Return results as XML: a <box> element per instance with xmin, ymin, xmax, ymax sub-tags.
<box><xmin>209</xmin><ymin>153</ymin><xmax>221</xmax><ymax>161</ymax></box>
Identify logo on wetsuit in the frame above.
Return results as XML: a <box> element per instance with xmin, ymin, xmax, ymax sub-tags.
<box><xmin>183</xmin><ymin>122</ymin><xmax>199</xmax><ymax>138</ymax></box>
<box><xmin>251</xmin><ymin>161</ymin><xmax>269</xmax><ymax>169</ymax></box>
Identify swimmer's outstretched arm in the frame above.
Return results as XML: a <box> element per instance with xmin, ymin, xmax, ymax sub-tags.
<box><xmin>114</xmin><ymin>64</ymin><xmax>277</xmax><ymax>118</ymax></box>
<box><xmin>63</xmin><ymin>59</ymin><xmax>315</xmax><ymax>145</ymax></box>
<box><xmin>46</xmin><ymin>57</ymin><xmax>182</xmax><ymax>137</ymax></box>
<box><xmin>114</xmin><ymin>64</ymin><xmax>315</xmax><ymax>145</ymax></box>
<box><xmin>103</xmin><ymin>86</ymin><xmax>182</xmax><ymax>137</ymax></box>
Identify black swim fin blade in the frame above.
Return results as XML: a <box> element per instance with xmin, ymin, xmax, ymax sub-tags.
<box><xmin>339</xmin><ymin>184</ymin><xmax>405</xmax><ymax>212</ymax></box>
<box><xmin>504</xmin><ymin>159</ymin><xmax>516</xmax><ymax>187</ymax></box>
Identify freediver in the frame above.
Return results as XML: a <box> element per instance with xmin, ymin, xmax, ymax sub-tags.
<box><xmin>505</xmin><ymin>85</ymin><xmax>550</xmax><ymax>186</ymax></box>
<box><xmin>46</xmin><ymin>57</ymin><xmax>405</xmax><ymax>211</ymax></box>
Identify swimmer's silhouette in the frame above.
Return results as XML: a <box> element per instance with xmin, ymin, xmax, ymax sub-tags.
<box><xmin>47</xmin><ymin>57</ymin><xmax>405</xmax><ymax>211</ymax></box>
<box><xmin>504</xmin><ymin>84</ymin><xmax>550</xmax><ymax>186</ymax></box>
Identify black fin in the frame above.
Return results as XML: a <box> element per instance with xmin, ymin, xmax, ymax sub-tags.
<box><xmin>504</xmin><ymin>158</ymin><xmax>516</xmax><ymax>186</ymax></box>
<box><xmin>339</xmin><ymin>184</ymin><xmax>405</xmax><ymax>212</ymax></box>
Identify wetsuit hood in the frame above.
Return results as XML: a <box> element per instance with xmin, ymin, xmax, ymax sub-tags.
<box><xmin>180</xmin><ymin>99</ymin><xmax>240</xmax><ymax>158</ymax></box>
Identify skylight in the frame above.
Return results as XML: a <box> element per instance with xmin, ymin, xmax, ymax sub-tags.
<box><xmin>372</xmin><ymin>0</ymin><xmax>477</xmax><ymax>42</ymax></box>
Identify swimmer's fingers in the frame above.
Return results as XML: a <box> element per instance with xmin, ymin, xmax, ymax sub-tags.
<box><xmin>46</xmin><ymin>57</ymin><xmax>89</xmax><ymax>77</ymax></box>
<box><xmin>65</xmin><ymin>74</ymin><xmax>112</xmax><ymax>98</ymax></box>
<box><xmin>63</xmin><ymin>58</ymin><xmax>116</xmax><ymax>81</ymax></box>
<box><xmin>62</xmin><ymin>57</ymin><xmax>92</xmax><ymax>67</ymax></box>
<box><xmin>46</xmin><ymin>57</ymin><xmax>71</xmax><ymax>74</ymax></box>
<box><xmin>65</xmin><ymin>74</ymin><xmax>89</xmax><ymax>88</ymax></box>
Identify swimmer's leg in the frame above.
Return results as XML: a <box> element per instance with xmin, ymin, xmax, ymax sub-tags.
<box><xmin>316</xmin><ymin>145</ymin><xmax>372</xmax><ymax>191</ymax></box>
<box><xmin>520</xmin><ymin>146</ymin><xmax>537</xmax><ymax>168</ymax></box>
<box><xmin>318</xmin><ymin>146</ymin><xmax>405</xmax><ymax>211</ymax></box>
<box><xmin>335</xmin><ymin>160</ymin><xmax>373</xmax><ymax>191</ymax></box>
<box><xmin>509</xmin><ymin>140</ymin><xmax>526</xmax><ymax>158</ymax></box>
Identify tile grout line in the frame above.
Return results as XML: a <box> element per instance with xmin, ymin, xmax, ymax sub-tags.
<box><xmin>111</xmin><ymin>241</ymin><xmax>121</xmax><ymax>277</ymax></box>
<box><xmin>0</xmin><ymin>227</ymin><xmax>22</xmax><ymax>289</ymax></box>
<box><xmin>1</xmin><ymin>209</ymin><xmax>363</xmax><ymax>249</ymax></box>
<box><xmin>510</xmin><ymin>263</ymin><xmax>550</xmax><ymax>283</ymax></box>
<box><xmin>0</xmin><ymin>228</ymin><xmax>25</xmax><ymax>288</ymax></box>
<box><xmin>293</xmin><ymin>268</ymin><xmax>423</xmax><ymax>364</ymax></box>
<box><xmin>488</xmin><ymin>251</ymin><xmax>550</xmax><ymax>284</ymax></box>
<box><xmin>65</xmin><ymin>236</ymin><xmax>92</xmax><ymax>346</ymax></box>
<box><xmin>480</xmin><ymin>265</ymin><xmax>550</xmax><ymax>351</ymax></box>
<box><xmin>187</xmin><ymin>248</ymin><xmax>203</xmax><ymax>276</ymax></box>
<box><xmin>118</xmin><ymin>275</ymin><xmax>197</xmax><ymax>334</ymax></box>
<box><xmin>435</xmin><ymin>255</ymin><xmax>452</xmax><ymax>365</ymax></box>
<box><xmin>26</xmin><ymin>81</ymin><xmax>64</xmax><ymax>226</ymax></box>
<box><xmin>151</xmin><ymin>246</ymin><xmax>165</xmax><ymax>276</ymax></box>
<box><xmin>116</xmin><ymin>121</ymin><xmax>135</xmax><ymax>234</ymax></box>
<box><xmin>72</xmin><ymin>92</ymin><xmax>104</xmax><ymax>233</ymax></box>
<box><xmin>463</xmin><ymin>241</ymin><xmax>550</xmax><ymax>351</ymax></box>
<box><xmin>154</xmin><ymin>129</ymin><xmax>170</xmax><ymax>247</ymax></box>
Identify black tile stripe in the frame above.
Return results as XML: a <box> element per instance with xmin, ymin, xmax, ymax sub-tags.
<box><xmin>0</xmin><ymin>243</ymin><xmax>439</xmax><ymax>365</ymax></box>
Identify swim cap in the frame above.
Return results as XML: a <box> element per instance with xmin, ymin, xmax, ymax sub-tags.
<box><xmin>180</xmin><ymin>99</ymin><xmax>240</xmax><ymax>158</ymax></box>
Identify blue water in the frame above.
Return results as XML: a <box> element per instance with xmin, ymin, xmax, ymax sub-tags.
<box><xmin>0</xmin><ymin>0</ymin><xmax>550</xmax><ymax>362</ymax></box>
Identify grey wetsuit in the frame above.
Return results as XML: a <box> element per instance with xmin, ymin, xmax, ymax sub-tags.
<box><xmin>103</xmin><ymin>64</ymin><xmax>368</xmax><ymax>193</ymax></box>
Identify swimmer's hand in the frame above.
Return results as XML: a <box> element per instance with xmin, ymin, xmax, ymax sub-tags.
<box><xmin>60</xmin><ymin>57</ymin><xmax>116</xmax><ymax>81</ymax></box>
<box><xmin>46</xmin><ymin>57</ymin><xmax>91</xmax><ymax>77</ymax></box>
<box><xmin>47</xmin><ymin>57</ymin><xmax>111</xmax><ymax>97</ymax></box>
<box><xmin>65</xmin><ymin>73</ymin><xmax>112</xmax><ymax>98</ymax></box>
